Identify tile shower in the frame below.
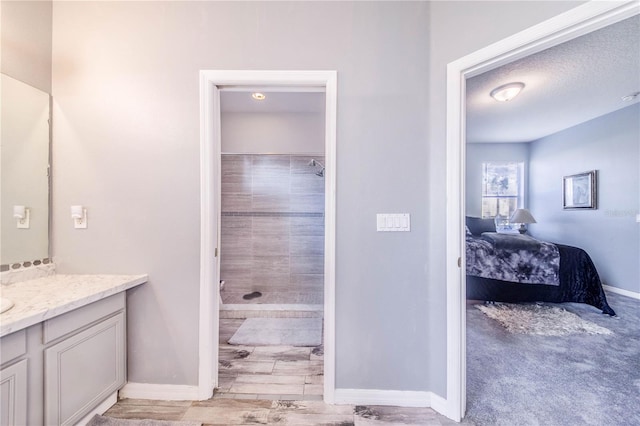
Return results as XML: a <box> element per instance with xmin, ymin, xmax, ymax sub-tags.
<box><xmin>220</xmin><ymin>154</ymin><xmax>325</xmax><ymax>305</ymax></box>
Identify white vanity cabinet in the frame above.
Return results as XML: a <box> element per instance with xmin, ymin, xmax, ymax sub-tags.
<box><xmin>0</xmin><ymin>293</ymin><xmax>127</xmax><ymax>426</ymax></box>
<box><xmin>0</xmin><ymin>274</ymin><xmax>145</xmax><ymax>425</ymax></box>
<box><xmin>43</xmin><ymin>293</ymin><xmax>126</xmax><ymax>425</ymax></box>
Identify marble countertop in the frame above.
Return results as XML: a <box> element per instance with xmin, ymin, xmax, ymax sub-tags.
<box><xmin>0</xmin><ymin>274</ymin><xmax>147</xmax><ymax>337</ymax></box>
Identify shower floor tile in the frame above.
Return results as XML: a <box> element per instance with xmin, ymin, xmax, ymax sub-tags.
<box><xmin>221</xmin><ymin>290</ymin><xmax>323</xmax><ymax>305</ymax></box>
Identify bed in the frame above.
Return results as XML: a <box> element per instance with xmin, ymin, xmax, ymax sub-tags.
<box><xmin>465</xmin><ymin>216</ymin><xmax>615</xmax><ymax>316</ymax></box>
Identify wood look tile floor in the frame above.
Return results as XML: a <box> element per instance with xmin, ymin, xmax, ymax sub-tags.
<box><xmin>217</xmin><ymin>318</ymin><xmax>324</xmax><ymax>400</ymax></box>
<box><xmin>103</xmin><ymin>318</ymin><xmax>460</xmax><ymax>425</ymax></box>
<box><xmin>103</xmin><ymin>398</ymin><xmax>461</xmax><ymax>425</ymax></box>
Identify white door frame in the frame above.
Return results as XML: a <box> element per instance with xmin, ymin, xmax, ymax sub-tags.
<box><xmin>444</xmin><ymin>1</ymin><xmax>639</xmax><ymax>421</ymax></box>
<box><xmin>198</xmin><ymin>70</ymin><xmax>338</xmax><ymax>401</ymax></box>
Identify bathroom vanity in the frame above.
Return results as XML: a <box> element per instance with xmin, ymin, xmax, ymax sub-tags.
<box><xmin>0</xmin><ymin>274</ymin><xmax>147</xmax><ymax>426</ymax></box>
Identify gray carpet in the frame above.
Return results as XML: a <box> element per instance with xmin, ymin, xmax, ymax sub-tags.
<box><xmin>87</xmin><ymin>415</ymin><xmax>200</xmax><ymax>426</ymax></box>
<box><xmin>228</xmin><ymin>317</ymin><xmax>322</xmax><ymax>346</ymax></box>
<box><xmin>466</xmin><ymin>292</ymin><xmax>640</xmax><ymax>426</ymax></box>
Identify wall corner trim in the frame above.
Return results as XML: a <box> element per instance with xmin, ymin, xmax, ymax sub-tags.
<box><xmin>118</xmin><ymin>382</ymin><xmax>202</xmax><ymax>401</ymax></box>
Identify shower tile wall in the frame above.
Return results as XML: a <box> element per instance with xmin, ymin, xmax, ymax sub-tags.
<box><xmin>220</xmin><ymin>154</ymin><xmax>325</xmax><ymax>305</ymax></box>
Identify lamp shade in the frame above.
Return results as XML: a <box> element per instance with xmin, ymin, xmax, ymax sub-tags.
<box><xmin>510</xmin><ymin>208</ymin><xmax>536</xmax><ymax>224</ymax></box>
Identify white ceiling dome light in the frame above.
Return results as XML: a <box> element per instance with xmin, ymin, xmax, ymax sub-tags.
<box><xmin>490</xmin><ymin>82</ymin><xmax>525</xmax><ymax>102</ymax></box>
<box><xmin>251</xmin><ymin>92</ymin><xmax>266</xmax><ymax>101</ymax></box>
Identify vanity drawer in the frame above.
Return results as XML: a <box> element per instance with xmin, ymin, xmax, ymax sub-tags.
<box><xmin>43</xmin><ymin>292</ymin><xmax>125</xmax><ymax>344</ymax></box>
<box><xmin>0</xmin><ymin>330</ymin><xmax>26</xmax><ymax>366</ymax></box>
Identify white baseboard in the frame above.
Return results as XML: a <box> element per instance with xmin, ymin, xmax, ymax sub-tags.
<box><xmin>429</xmin><ymin>392</ymin><xmax>450</xmax><ymax>420</ymax></box>
<box><xmin>334</xmin><ymin>388</ymin><xmax>431</xmax><ymax>408</ymax></box>
<box><xmin>333</xmin><ymin>388</ymin><xmax>455</xmax><ymax>421</ymax></box>
<box><xmin>119</xmin><ymin>382</ymin><xmax>201</xmax><ymax>401</ymax></box>
<box><xmin>603</xmin><ymin>285</ymin><xmax>640</xmax><ymax>300</ymax></box>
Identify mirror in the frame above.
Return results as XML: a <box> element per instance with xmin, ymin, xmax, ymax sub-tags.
<box><xmin>1</xmin><ymin>73</ymin><xmax>50</xmax><ymax>267</ymax></box>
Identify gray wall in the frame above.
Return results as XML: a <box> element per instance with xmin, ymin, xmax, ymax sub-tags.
<box><xmin>529</xmin><ymin>104</ymin><xmax>640</xmax><ymax>294</ymax></box>
<box><xmin>221</xmin><ymin>112</ymin><xmax>324</xmax><ymax>154</ymax></box>
<box><xmin>50</xmin><ymin>1</ymin><xmax>583</xmax><ymax>395</ymax></box>
<box><xmin>0</xmin><ymin>0</ymin><xmax>52</xmax><ymax>93</ymax></box>
<box><xmin>466</xmin><ymin>143</ymin><xmax>530</xmax><ymax>217</ymax></box>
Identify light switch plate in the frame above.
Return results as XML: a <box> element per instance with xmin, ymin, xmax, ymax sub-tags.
<box><xmin>376</xmin><ymin>214</ymin><xmax>410</xmax><ymax>232</ymax></box>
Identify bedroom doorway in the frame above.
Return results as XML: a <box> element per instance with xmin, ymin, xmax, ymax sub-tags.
<box><xmin>198</xmin><ymin>70</ymin><xmax>337</xmax><ymax>402</ymax></box>
<box><xmin>445</xmin><ymin>1</ymin><xmax>639</xmax><ymax>421</ymax></box>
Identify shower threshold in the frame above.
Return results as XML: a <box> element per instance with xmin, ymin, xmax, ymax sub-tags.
<box><xmin>220</xmin><ymin>303</ymin><xmax>322</xmax><ymax>311</ymax></box>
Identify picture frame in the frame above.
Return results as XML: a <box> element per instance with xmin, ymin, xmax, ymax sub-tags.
<box><xmin>563</xmin><ymin>170</ymin><xmax>597</xmax><ymax>209</ymax></box>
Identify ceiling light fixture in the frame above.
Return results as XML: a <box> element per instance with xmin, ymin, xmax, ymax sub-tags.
<box><xmin>490</xmin><ymin>82</ymin><xmax>525</xmax><ymax>102</ymax></box>
<box><xmin>251</xmin><ymin>92</ymin><xmax>266</xmax><ymax>101</ymax></box>
<box><xmin>621</xmin><ymin>92</ymin><xmax>639</xmax><ymax>102</ymax></box>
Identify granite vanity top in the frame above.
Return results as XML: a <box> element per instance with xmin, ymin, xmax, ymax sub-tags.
<box><xmin>0</xmin><ymin>274</ymin><xmax>147</xmax><ymax>337</ymax></box>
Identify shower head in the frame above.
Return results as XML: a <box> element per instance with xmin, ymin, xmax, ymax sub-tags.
<box><xmin>308</xmin><ymin>158</ymin><xmax>325</xmax><ymax>177</ymax></box>
<box><xmin>308</xmin><ymin>159</ymin><xmax>324</xmax><ymax>168</ymax></box>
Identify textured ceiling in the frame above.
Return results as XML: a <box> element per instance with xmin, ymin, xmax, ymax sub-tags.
<box><xmin>466</xmin><ymin>15</ymin><xmax>640</xmax><ymax>143</ymax></box>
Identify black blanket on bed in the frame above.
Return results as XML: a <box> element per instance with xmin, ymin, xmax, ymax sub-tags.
<box><xmin>467</xmin><ymin>243</ymin><xmax>616</xmax><ymax>316</ymax></box>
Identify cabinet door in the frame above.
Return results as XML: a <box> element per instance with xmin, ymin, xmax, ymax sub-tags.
<box><xmin>0</xmin><ymin>360</ymin><xmax>27</xmax><ymax>426</ymax></box>
<box><xmin>44</xmin><ymin>312</ymin><xmax>125</xmax><ymax>426</ymax></box>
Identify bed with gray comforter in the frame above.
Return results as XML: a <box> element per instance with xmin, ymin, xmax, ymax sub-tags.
<box><xmin>465</xmin><ymin>217</ymin><xmax>615</xmax><ymax>316</ymax></box>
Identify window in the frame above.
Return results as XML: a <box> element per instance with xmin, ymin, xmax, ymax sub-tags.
<box><xmin>482</xmin><ymin>162</ymin><xmax>524</xmax><ymax>219</ymax></box>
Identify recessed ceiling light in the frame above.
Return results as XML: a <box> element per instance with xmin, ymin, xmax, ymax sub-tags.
<box><xmin>490</xmin><ymin>82</ymin><xmax>525</xmax><ymax>102</ymax></box>
<box><xmin>251</xmin><ymin>92</ymin><xmax>266</xmax><ymax>101</ymax></box>
<box><xmin>621</xmin><ymin>92</ymin><xmax>639</xmax><ymax>102</ymax></box>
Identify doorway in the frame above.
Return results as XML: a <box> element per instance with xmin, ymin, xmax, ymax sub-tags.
<box><xmin>444</xmin><ymin>1</ymin><xmax>638</xmax><ymax>421</ymax></box>
<box><xmin>198</xmin><ymin>70</ymin><xmax>337</xmax><ymax>402</ymax></box>
<box><xmin>217</xmin><ymin>88</ymin><xmax>327</xmax><ymax>399</ymax></box>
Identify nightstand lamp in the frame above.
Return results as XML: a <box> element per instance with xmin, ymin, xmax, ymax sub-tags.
<box><xmin>510</xmin><ymin>208</ymin><xmax>536</xmax><ymax>234</ymax></box>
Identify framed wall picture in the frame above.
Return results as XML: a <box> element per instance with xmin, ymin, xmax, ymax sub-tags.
<box><xmin>563</xmin><ymin>170</ymin><xmax>597</xmax><ymax>209</ymax></box>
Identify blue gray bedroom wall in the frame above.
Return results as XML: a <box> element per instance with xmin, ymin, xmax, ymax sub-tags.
<box><xmin>529</xmin><ymin>103</ymin><xmax>640</xmax><ymax>294</ymax></box>
<box><xmin>466</xmin><ymin>143</ymin><xmax>530</xmax><ymax>217</ymax></box>
<box><xmin>49</xmin><ymin>0</ymin><xmax>584</xmax><ymax>398</ymax></box>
